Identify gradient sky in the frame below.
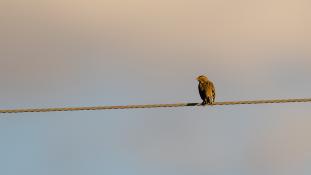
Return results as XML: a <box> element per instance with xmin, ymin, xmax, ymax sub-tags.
<box><xmin>1</xmin><ymin>1</ymin><xmax>311</xmax><ymax>175</ymax></box>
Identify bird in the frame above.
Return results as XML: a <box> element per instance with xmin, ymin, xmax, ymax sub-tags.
<box><xmin>196</xmin><ymin>75</ymin><xmax>216</xmax><ymax>105</ymax></box>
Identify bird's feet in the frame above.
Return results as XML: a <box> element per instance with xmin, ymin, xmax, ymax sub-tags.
<box><xmin>202</xmin><ymin>101</ymin><xmax>214</xmax><ymax>106</ymax></box>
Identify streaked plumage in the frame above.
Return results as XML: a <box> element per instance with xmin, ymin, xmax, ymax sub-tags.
<box><xmin>197</xmin><ymin>75</ymin><xmax>216</xmax><ymax>105</ymax></box>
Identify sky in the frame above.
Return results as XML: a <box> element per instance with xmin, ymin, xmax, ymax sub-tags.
<box><xmin>0</xmin><ymin>0</ymin><xmax>311</xmax><ymax>175</ymax></box>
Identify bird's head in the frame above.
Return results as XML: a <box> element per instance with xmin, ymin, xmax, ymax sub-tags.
<box><xmin>196</xmin><ymin>75</ymin><xmax>208</xmax><ymax>83</ymax></box>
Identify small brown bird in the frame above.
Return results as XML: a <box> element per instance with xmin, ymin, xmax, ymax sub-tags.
<box><xmin>197</xmin><ymin>75</ymin><xmax>216</xmax><ymax>105</ymax></box>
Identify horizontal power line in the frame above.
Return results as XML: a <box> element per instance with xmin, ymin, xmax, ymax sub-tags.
<box><xmin>0</xmin><ymin>98</ymin><xmax>311</xmax><ymax>114</ymax></box>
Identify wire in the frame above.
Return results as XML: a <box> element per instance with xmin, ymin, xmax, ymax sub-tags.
<box><xmin>0</xmin><ymin>98</ymin><xmax>311</xmax><ymax>114</ymax></box>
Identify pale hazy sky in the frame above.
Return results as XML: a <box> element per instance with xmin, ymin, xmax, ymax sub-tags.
<box><xmin>0</xmin><ymin>1</ymin><xmax>311</xmax><ymax>175</ymax></box>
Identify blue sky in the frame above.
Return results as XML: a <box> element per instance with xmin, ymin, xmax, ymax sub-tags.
<box><xmin>1</xmin><ymin>0</ymin><xmax>311</xmax><ymax>175</ymax></box>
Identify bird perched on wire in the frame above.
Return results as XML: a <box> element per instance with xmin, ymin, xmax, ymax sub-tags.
<box><xmin>197</xmin><ymin>75</ymin><xmax>216</xmax><ymax>105</ymax></box>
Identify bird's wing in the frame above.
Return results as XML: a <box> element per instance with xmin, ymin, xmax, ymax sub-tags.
<box><xmin>210</xmin><ymin>81</ymin><xmax>216</xmax><ymax>101</ymax></box>
<box><xmin>207</xmin><ymin>81</ymin><xmax>216</xmax><ymax>100</ymax></box>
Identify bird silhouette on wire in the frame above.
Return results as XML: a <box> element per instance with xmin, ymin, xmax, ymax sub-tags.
<box><xmin>197</xmin><ymin>75</ymin><xmax>216</xmax><ymax>105</ymax></box>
